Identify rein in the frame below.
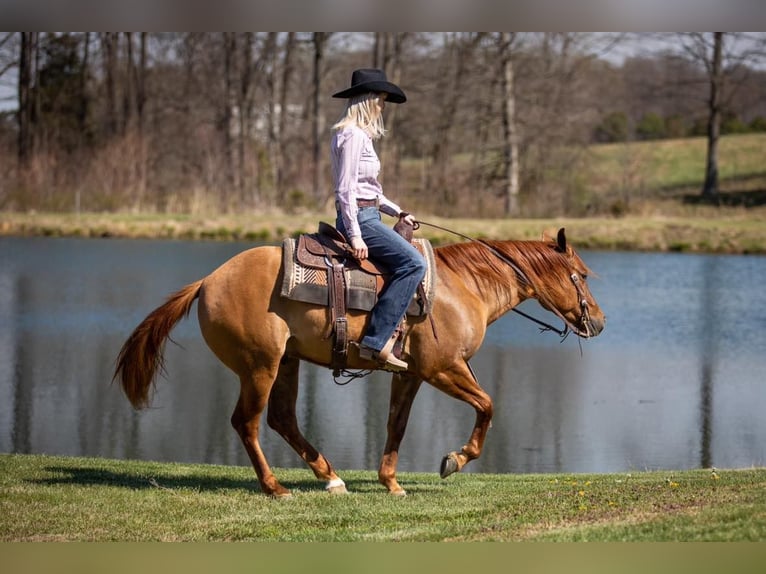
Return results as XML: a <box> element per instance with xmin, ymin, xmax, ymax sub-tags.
<box><xmin>414</xmin><ymin>219</ymin><xmax>573</xmax><ymax>339</ymax></box>
<box><xmin>332</xmin><ymin>219</ymin><xmax>580</xmax><ymax>385</ymax></box>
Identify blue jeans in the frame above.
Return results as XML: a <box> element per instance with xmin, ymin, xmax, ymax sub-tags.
<box><xmin>337</xmin><ymin>207</ymin><xmax>427</xmax><ymax>351</ymax></box>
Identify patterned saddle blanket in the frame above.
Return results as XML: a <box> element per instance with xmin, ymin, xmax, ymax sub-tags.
<box><xmin>280</xmin><ymin>229</ymin><xmax>437</xmax><ymax>317</ymax></box>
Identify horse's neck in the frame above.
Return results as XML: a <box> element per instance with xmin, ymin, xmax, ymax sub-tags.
<box><xmin>480</xmin><ymin>271</ymin><xmax>530</xmax><ymax>325</ymax></box>
<box><xmin>441</xmin><ymin>242</ymin><xmax>533</xmax><ymax>325</ymax></box>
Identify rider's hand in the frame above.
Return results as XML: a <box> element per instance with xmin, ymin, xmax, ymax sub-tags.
<box><xmin>401</xmin><ymin>213</ymin><xmax>417</xmax><ymax>227</ymax></box>
<box><xmin>350</xmin><ymin>236</ymin><xmax>368</xmax><ymax>260</ymax></box>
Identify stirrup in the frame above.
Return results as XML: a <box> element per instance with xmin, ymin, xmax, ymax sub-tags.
<box><xmin>359</xmin><ymin>337</ymin><xmax>408</xmax><ymax>372</ymax></box>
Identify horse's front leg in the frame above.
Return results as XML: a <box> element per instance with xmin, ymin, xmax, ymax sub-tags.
<box><xmin>379</xmin><ymin>372</ymin><xmax>423</xmax><ymax>496</ymax></box>
<box><xmin>429</xmin><ymin>361</ymin><xmax>494</xmax><ymax>478</ymax></box>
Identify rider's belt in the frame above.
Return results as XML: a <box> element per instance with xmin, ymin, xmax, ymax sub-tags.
<box><xmin>356</xmin><ymin>198</ymin><xmax>379</xmax><ymax>208</ymax></box>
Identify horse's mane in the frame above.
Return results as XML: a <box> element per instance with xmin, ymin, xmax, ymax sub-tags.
<box><xmin>435</xmin><ymin>239</ymin><xmax>587</xmax><ymax>298</ymax></box>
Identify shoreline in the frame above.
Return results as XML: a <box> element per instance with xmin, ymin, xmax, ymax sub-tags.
<box><xmin>1</xmin><ymin>211</ymin><xmax>765</xmax><ymax>254</ymax></box>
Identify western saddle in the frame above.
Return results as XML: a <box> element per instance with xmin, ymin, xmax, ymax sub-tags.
<box><xmin>294</xmin><ymin>218</ymin><xmax>423</xmax><ymax>374</ymax></box>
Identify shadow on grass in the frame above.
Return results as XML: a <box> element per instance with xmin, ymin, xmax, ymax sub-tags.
<box><xmin>682</xmin><ymin>186</ymin><xmax>766</xmax><ymax>207</ymax></box>
<box><xmin>30</xmin><ymin>465</ymin><xmax>427</xmax><ymax>495</ymax></box>
<box><xmin>30</xmin><ymin>465</ymin><xmax>321</xmax><ymax>494</ymax></box>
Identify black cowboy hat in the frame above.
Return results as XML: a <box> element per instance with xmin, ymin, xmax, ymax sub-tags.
<box><xmin>332</xmin><ymin>68</ymin><xmax>406</xmax><ymax>104</ymax></box>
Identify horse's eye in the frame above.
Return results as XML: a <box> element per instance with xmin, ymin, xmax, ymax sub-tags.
<box><xmin>581</xmin><ymin>273</ymin><xmax>588</xmax><ymax>281</ymax></box>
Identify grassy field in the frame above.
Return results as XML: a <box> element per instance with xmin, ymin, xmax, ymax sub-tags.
<box><xmin>2</xmin><ymin>454</ymin><xmax>765</xmax><ymax>542</ymax></box>
<box><xmin>584</xmin><ymin>133</ymin><xmax>766</xmax><ymax>193</ymax></box>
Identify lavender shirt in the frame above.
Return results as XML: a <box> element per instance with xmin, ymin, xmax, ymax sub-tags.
<box><xmin>330</xmin><ymin>125</ymin><xmax>402</xmax><ymax>239</ymax></box>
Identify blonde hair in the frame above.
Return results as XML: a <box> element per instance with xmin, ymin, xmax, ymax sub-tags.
<box><xmin>332</xmin><ymin>92</ymin><xmax>386</xmax><ymax>140</ymax></box>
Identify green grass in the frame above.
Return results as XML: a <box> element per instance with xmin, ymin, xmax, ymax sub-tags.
<box><xmin>585</xmin><ymin>133</ymin><xmax>766</xmax><ymax>191</ymax></box>
<box><xmin>2</xmin><ymin>454</ymin><xmax>765</xmax><ymax>542</ymax></box>
<box><xmin>2</xmin><ymin>211</ymin><xmax>766</xmax><ymax>254</ymax></box>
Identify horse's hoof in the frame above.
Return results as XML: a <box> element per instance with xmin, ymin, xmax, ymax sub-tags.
<box><xmin>389</xmin><ymin>488</ymin><xmax>407</xmax><ymax>497</ymax></box>
<box><xmin>270</xmin><ymin>491</ymin><xmax>292</xmax><ymax>500</ymax></box>
<box><xmin>440</xmin><ymin>452</ymin><xmax>459</xmax><ymax>478</ymax></box>
<box><xmin>326</xmin><ymin>484</ymin><xmax>349</xmax><ymax>495</ymax></box>
<box><xmin>325</xmin><ymin>478</ymin><xmax>348</xmax><ymax>494</ymax></box>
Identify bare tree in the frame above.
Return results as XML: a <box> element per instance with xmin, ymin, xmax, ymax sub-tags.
<box><xmin>312</xmin><ymin>32</ymin><xmax>330</xmax><ymax>205</ymax></box>
<box><xmin>17</xmin><ymin>32</ymin><xmax>37</xmax><ymax>168</ymax></box>
<box><xmin>237</xmin><ymin>32</ymin><xmax>254</xmax><ymax>208</ymax></box>
<box><xmin>136</xmin><ymin>33</ymin><xmax>147</xmax><ymax>135</ymax></box>
<box><xmin>0</xmin><ymin>33</ymin><xmax>15</xmax><ymax>80</ymax></box>
<box><xmin>4</xmin><ymin>31</ymin><xmax>766</xmax><ymax>218</ymax></box>
<box><xmin>671</xmin><ymin>32</ymin><xmax>766</xmax><ymax>199</ymax></box>
<box><xmin>376</xmin><ymin>33</ymin><xmax>407</xmax><ymax>168</ymax></box>
<box><xmin>100</xmin><ymin>33</ymin><xmax>118</xmax><ymax>137</ymax></box>
<box><xmin>702</xmin><ymin>32</ymin><xmax>723</xmax><ymax>199</ymax></box>
<box><xmin>123</xmin><ymin>32</ymin><xmax>136</xmax><ymax>134</ymax></box>
<box><xmin>498</xmin><ymin>32</ymin><xmax>520</xmax><ymax>216</ymax></box>
<box><xmin>427</xmin><ymin>32</ymin><xmax>484</xmax><ymax>207</ymax></box>
<box><xmin>276</xmin><ymin>32</ymin><xmax>296</xmax><ymax>204</ymax></box>
<box><xmin>222</xmin><ymin>32</ymin><xmax>236</xmax><ymax>206</ymax></box>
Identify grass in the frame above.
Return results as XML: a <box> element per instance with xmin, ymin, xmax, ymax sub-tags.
<box><xmin>585</xmin><ymin>133</ymin><xmax>766</xmax><ymax>192</ymax></box>
<box><xmin>2</xmin><ymin>454</ymin><xmax>765</xmax><ymax>542</ymax></box>
<box><xmin>2</xmin><ymin>210</ymin><xmax>765</xmax><ymax>254</ymax></box>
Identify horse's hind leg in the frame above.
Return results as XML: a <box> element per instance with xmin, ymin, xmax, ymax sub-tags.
<box><xmin>231</xmin><ymin>367</ymin><xmax>291</xmax><ymax>497</ymax></box>
<box><xmin>379</xmin><ymin>372</ymin><xmax>423</xmax><ymax>496</ymax></box>
<box><xmin>267</xmin><ymin>355</ymin><xmax>348</xmax><ymax>494</ymax></box>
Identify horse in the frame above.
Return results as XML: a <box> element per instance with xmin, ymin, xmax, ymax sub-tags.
<box><xmin>114</xmin><ymin>227</ymin><xmax>605</xmax><ymax>497</ymax></box>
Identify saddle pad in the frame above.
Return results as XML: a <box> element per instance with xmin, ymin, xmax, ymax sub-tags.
<box><xmin>280</xmin><ymin>237</ymin><xmax>437</xmax><ymax>316</ymax></box>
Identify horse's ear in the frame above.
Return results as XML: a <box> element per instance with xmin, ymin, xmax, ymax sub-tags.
<box><xmin>556</xmin><ymin>228</ymin><xmax>568</xmax><ymax>253</ymax></box>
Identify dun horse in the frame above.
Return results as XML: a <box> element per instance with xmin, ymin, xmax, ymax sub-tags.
<box><xmin>114</xmin><ymin>227</ymin><xmax>605</xmax><ymax>497</ymax></box>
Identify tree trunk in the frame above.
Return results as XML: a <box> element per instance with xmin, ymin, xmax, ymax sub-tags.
<box><xmin>312</xmin><ymin>32</ymin><xmax>328</xmax><ymax>205</ymax></box>
<box><xmin>222</xmin><ymin>33</ymin><xmax>236</xmax><ymax>208</ymax></box>
<box><xmin>123</xmin><ymin>32</ymin><xmax>135</xmax><ymax>134</ymax></box>
<box><xmin>134</xmin><ymin>33</ymin><xmax>148</xmax><ymax>208</ymax></box>
<box><xmin>373</xmin><ymin>33</ymin><xmax>381</xmax><ymax>68</ymax></box>
<box><xmin>101</xmin><ymin>33</ymin><xmax>118</xmax><ymax>137</ymax></box>
<box><xmin>702</xmin><ymin>32</ymin><xmax>723</xmax><ymax>200</ymax></box>
<box><xmin>238</xmin><ymin>32</ymin><xmax>254</xmax><ymax>208</ymax></box>
<box><xmin>136</xmin><ymin>33</ymin><xmax>147</xmax><ymax>135</ymax></box>
<box><xmin>77</xmin><ymin>33</ymin><xmax>90</xmax><ymax>139</ymax></box>
<box><xmin>276</xmin><ymin>32</ymin><xmax>295</xmax><ymax>205</ymax></box>
<box><xmin>499</xmin><ymin>33</ymin><xmax>520</xmax><ymax>216</ymax></box>
<box><xmin>377</xmin><ymin>33</ymin><xmax>405</xmax><ymax>193</ymax></box>
<box><xmin>17</xmin><ymin>32</ymin><xmax>36</xmax><ymax>169</ymax></box>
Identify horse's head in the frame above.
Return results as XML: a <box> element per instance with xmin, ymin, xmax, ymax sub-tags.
<box><xmin>536</xmin><ymin>228</ymin><xmax>605</xmax><ymax>339</ymax></box>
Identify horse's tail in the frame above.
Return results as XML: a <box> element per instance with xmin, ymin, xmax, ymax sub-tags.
<box><xmin>113</xmin><ymin>279</ymin><xmax>204</xmax><ymax>409</ymax></box>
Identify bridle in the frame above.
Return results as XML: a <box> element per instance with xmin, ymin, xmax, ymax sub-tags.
<box><xmin>568</xmin><ymin>272</ymin><xmax>593</xmax><ymax>338</ymax></box>
<box><xmin>415</xmin><ymin>220</ymin><xmax>593</xmax><ymax>340</ymax></box>
<box><xmin>332</xmin><ymin>219</ymin><xmax>591</xmax><ymax>385</ymax></box>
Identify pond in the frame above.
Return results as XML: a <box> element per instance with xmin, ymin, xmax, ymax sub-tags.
<box><xmin>1</xmin><ymin>236</ymin><xmax>765</xmax><ymax>476</ymax></box>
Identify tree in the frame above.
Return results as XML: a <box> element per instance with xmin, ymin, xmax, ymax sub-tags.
<box><xmin>426</xmin><ymin>32</ymin><xmax>484</xmax><ymax>207</ymax></box>
<box><xmin>594</xmin><ymin>111</ymin><xmax>629</xmax><ymax>142</ymax></box>
<box><xmin>17</xmin><ymin>32</ymin><xmax>37</xmax><ymax>168</ymax></box>
<box><xmin>100</xmin><ymin>33</ymin><xmax>118</xmax><ymax>137</ymax></box>
<box><xmin>498</xmin><ymin>32</ymin><xmax>520</xmax><ymax>216</ymax></box>
<box><xmin>312</xmin><ymin>32</ymin><xmax>330</xmax><ymax>205</ymax></box>
<box><xmin>701</xmin><ymin>32</ymin><xmax>723</xmax><ymax>199</ymax></box>
<box><xmin>636</xmin><ymin>112</ymin><xmax>666</xmax><ymax>140</ymax></box>
<box><xmin>375</xmin><ymin>32</ymin><xmax>407</xmax><ymax>184</ymax></box>
<box><xmin>275</xmin><ymin>32</ymin><xmax>296</xmax><ymax>204</ymax></box>
<box><xmin>673</xmin><ymin>32</ymin><xmax>766</xmax><ymax>199</ymax></box>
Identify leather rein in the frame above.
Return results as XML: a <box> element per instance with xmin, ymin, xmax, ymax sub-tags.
<box><xmin>414</xmin><ymin>220</ymin><xmax>591</xmax><ymax>340</ymax></box>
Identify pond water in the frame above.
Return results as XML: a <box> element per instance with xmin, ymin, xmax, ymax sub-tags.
<box><xmin>1</xmin><ymin>236</ymin><xmax>765</xmax><ymax>476</ymax></box>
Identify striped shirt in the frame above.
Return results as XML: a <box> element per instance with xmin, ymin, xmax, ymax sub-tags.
<box><xmin>330</xmin><ymin>125</ymin><xmax>402</xmax><ymax>239</ymax></box>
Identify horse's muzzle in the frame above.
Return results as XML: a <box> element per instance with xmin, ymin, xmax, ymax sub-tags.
<box><xmin>584</xmin><ymin>315</ymin><xmax>605</xmax><ymax>338</ymax></box>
